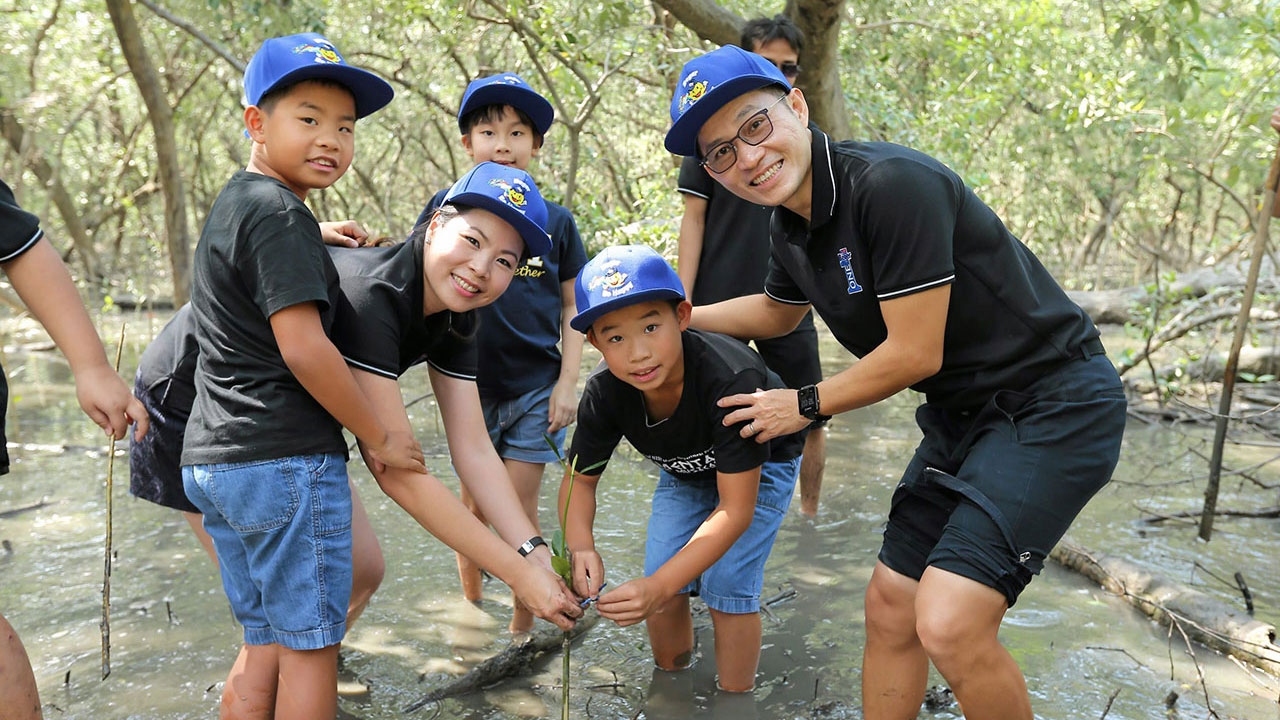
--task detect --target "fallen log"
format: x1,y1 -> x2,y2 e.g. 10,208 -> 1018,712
1051,536 -> 1280,676
404,611 -> 600,713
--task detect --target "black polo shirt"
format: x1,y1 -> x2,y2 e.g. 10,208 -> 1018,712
765,127 -> 1100,409
676,155 -> 775,306
328,232 -> 477,380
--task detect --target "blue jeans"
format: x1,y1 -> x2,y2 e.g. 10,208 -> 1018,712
644,457 -> 799,614
481,381 -> 566,464
183,453 -> 351,649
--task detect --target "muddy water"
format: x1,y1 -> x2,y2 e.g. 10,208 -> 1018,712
1,314 -> 1278,719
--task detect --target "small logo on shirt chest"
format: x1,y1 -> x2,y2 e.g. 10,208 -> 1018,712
837,247 -> 863,294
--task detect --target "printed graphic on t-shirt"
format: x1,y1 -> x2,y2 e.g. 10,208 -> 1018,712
644,449 -> 715,477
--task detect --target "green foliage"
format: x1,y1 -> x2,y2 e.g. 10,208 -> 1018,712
1,0 -> 1277,305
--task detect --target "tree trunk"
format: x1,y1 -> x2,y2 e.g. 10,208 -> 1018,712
652,0 -> 853,140
0,111 -> 103,285
1051,537 -> 1280,676
105,0 -> 192,306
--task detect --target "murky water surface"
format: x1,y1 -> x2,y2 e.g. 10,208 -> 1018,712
1,315 -> 1278,719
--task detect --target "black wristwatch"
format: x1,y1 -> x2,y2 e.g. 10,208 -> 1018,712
517,536 -> 547,557
797,384 -> 830,423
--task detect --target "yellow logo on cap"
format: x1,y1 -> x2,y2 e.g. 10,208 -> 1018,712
488,178 -> 528,210
294,40 -> 341,64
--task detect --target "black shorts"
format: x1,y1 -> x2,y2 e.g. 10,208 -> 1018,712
878,353 -> 1127,607
753,311 -> 825,425
128,371 -> 197,513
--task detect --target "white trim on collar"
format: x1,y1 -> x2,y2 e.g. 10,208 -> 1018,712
822,133 -> 836,217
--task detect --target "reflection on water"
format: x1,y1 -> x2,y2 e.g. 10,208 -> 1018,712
1,314 -> 1279,719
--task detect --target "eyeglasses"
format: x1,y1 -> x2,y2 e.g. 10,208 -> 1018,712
699,95 -> 789,175
777,62 -> 800,79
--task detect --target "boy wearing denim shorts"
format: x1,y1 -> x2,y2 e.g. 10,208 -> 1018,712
664,45 -> 1127,719
558,244 -> 804,693
413,72 -> 587,633
180,34 -> 424,719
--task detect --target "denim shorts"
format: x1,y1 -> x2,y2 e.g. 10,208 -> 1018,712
644,456 -> 799,614
182,453 -> 352,650
879,354 -> 1127,607
482,381 -> 566,464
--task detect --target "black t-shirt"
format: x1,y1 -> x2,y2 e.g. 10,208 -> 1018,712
137,304 -> 198,414
181,171 -> 345,465
417,189 -> 587,399
568,329 -> 803,484
0,179 -> 48,474
765,128 -> 1100,410
328,233 -> 477,379
677,156 -> 775,306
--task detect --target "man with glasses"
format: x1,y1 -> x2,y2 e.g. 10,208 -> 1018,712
665,45 -> 1126,720
675,15 -> 827,518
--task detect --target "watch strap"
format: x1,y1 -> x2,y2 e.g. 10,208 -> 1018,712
517,535 -> 547,557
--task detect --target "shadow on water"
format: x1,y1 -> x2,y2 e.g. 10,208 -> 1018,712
1,313 -> 1279,719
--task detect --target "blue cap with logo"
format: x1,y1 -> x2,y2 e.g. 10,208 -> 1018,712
664,45 -> 791,157
458,73 -> 555,136
571,244 -> 685,333
244,34 -> 394,119
442,161 -> 551,257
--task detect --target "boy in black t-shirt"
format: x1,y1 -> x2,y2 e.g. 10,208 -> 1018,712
180,34 -> 424,719
0,178 -> 148,720
663,45 -> 1127,720
412,72 -> 588,634
560,244 -> 803,693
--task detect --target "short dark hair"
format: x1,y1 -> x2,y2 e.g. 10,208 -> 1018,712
458,104 -> 545,146
257,77 -> 355,114
739,14 -> 804,54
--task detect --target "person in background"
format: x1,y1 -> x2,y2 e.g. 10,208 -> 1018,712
0,177 -> 148,720
413,72 -> 587,634
676,14 -> 827,517
663,45 -> 1126,720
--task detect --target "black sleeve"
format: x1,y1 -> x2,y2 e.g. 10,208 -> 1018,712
676,155 -> 714,198
705,366 -> 771,475
332,279 -> 402,378
854,157 -> 959,300
239,207 -> 331,318
0,179 -> 44,262
566,372 -> 624,476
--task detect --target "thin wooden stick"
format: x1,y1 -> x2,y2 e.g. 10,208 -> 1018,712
1202,139 -> 1280,541
101,322 -> 125,680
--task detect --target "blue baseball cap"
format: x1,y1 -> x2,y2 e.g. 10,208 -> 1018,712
442,161 -> 551,257
244,34 -> 394,119
457,73 -> 555,136
664,45 -> 791,157
571,245 -> 685,333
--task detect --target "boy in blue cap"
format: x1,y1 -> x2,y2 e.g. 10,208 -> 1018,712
558,244 -> 803,693
181,33 -> 425,719
413,72 -> 587,634
664,45 -> 1126,720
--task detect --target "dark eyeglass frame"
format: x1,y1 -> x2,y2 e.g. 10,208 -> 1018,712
699,95 -> 789,175
778,62 -> 800,79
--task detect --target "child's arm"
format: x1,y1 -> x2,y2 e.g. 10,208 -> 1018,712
3,238 -> 147,440
595,467 -> 759,627
269,302 -> 424,472
675,193 -> 708,297
560,470 -> 604,598
352,368 -> 582,629
318,220 -> 367,248
548,279 -> 584,433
